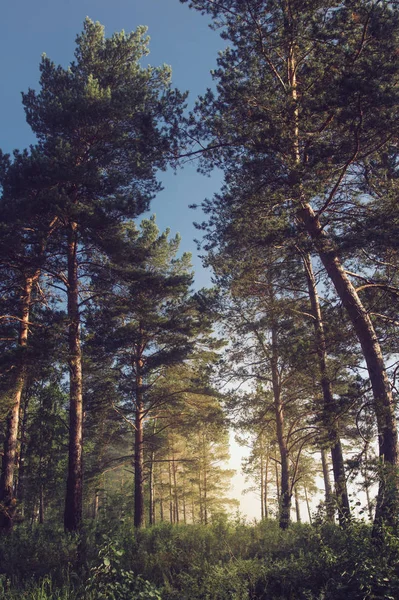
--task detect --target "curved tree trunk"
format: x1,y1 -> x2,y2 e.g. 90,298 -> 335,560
298,204 -> 398,528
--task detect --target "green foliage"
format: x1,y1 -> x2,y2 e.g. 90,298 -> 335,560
1,519 -> 399,599
84,534 -> 161,599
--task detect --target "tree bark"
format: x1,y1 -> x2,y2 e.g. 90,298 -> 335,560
264,453 -> 269,519
133,363 -> 145,528
304,485 -> 312,524
260,452 -> 264,520
294,486 -> 301,522
64,221 -> 84,533
0,274 -> 34,533
15,390 -> 30,513
298,204 -> 399,527
320,448 -> 335,523
301,251 -> 350,525
271,325 -> 291,530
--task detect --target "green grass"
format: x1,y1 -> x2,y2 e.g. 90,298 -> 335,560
0,518 -> 398,599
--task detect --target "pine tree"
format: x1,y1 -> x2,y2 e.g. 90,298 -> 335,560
20,19 -> 186,532
180,0 -> 399,529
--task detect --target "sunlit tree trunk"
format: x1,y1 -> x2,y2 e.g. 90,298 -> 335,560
133,355 -> 145,528
64,222 -> 83,533
0,274 -> 36,533
299,205 -> 399,528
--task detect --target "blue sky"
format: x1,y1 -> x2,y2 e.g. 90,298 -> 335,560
0,0 -> 224,288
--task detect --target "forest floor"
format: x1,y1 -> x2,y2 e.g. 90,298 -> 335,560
0,517 -> 398,599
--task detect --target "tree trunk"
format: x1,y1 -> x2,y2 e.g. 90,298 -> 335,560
301,251 -> 350,526
271,325 -> 291,530
294,487 -> 301,522
15,390 -> 30,514
363,442 -> 374,522
202,433 -> 208,525
0,274 -> 35,533
320,448 -> 335,523
275,460 -> 280,503
172,448 -> 179,524
134,363 -> 145,528
39,484 -> 45,525
64,221 -> 83,533
264,453 -> 269,519
149,449 -> 155,526
285,7 -> 396,528
304,485 -> 312,524
148,420 -> 157,526
299,204 -> 399,528
260,452 -> 264,520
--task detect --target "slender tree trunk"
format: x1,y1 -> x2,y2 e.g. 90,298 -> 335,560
275,460 -> 280,503
94,490 -> 99,520
294,487 -> 301,522
15,389 -> 30,516
320,448 -> 335,523
172,449 -> 179,524
39,484 -> 45,525
264,453 -> 269,519
159,473 -> 164,522
64,222 -> 84,533
260,453 -> 264,520
182,484 -> 187,524
148,420 -> 157,526
202,434 -> 208,525
363,442 -> 374,522
299,205 -> 399,528
271,325 -> 291,530
168,451 -> 174,523
301,252 -> 350,525
149,450 -> 155,526
134,358 -> 145,528
304,485 -> 312,524
0,274 -> 35,533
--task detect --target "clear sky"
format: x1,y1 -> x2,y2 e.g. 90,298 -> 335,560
0,0 -> 272,519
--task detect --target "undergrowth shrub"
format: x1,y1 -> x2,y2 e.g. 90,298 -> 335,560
0,517 -> 398,599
